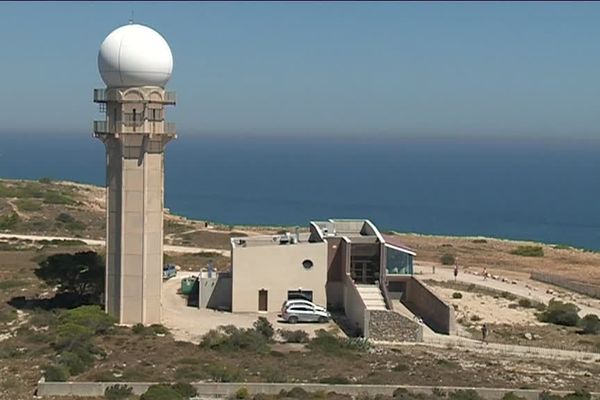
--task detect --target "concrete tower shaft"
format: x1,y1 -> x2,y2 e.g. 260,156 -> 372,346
93,87 -> 176,325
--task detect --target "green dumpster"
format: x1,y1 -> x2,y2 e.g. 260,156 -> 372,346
181,277 -> 196,296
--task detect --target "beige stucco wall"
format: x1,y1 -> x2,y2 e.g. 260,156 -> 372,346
231,242 -> 328,312
98,86 -> 174,326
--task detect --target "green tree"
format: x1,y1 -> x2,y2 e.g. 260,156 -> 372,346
34,251 -> 104,300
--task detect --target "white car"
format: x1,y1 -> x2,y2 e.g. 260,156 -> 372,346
281,304 -> 331,324
281,299 -> 326,315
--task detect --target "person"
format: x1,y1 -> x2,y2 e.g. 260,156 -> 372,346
483,267 -> 488,281
432,265 -> 436,274
481,323 -> 489,344
453,264 -> 458,281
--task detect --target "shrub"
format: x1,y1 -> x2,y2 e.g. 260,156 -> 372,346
470,315 -> 481,322
253,317 -> 274,340
54,322 -> 94,351
281,387 -> 309,399
58,351 -> 90,375
448,389 -> 484,400
172,382 -> 197,398
104,384 -> 133,400
440,253 -> 455,265
141,384 -> 183,400
132,323 -> 146,334
537,299 -> 580,326
0,213 -> 19,229
308,329 -> 369,355
234,387 -> 250,399
61,305 -> 115,334
150,324 -> 170,335
44,364 -> 69,382
279,329 -> 309,343
199,325 -> 269,353
510,246 -> 544,257
472,239 -> 487,244
39,177 -> 53,184
518,299 -> 532,308
452,292 -> 463,299
580,314 -> 600,334
501,291 -> 517,301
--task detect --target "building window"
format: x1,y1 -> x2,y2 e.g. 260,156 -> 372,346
385,246 -> 413,275
288,290 -> 313,302
302,259 -> 314,269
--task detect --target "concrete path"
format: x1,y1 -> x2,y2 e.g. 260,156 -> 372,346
0,233 -> 230,256
415,263 -> 600,317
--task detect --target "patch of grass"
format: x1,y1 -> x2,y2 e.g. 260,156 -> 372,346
43,190 -> 75,205
472,239 -> 488,244
174,365 -> 204,381
510,245 -> 544,257
14,199 -> 42,211
440,253 -> 455,265
552,244 -> 573,250
0,279 -> 28,290
203,363 -> 244,382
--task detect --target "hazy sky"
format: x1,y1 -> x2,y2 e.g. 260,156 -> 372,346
1,1 -> 599,138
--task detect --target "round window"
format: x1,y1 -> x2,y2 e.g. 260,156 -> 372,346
302,259 -> 314,269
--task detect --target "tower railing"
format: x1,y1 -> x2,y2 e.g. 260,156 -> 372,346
93,120 -> 176,135
93,89 -> 176,104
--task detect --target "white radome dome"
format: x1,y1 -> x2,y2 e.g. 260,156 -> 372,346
98,23 -> 173,88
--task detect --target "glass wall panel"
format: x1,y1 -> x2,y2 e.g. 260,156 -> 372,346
385,246 -> 413,275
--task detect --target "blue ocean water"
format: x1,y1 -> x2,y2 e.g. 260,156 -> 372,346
1,134 -> 599,250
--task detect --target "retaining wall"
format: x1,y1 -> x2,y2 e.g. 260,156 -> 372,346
36,381 -> 600,399
531,272 -> 600,299
387,276 -> 456,335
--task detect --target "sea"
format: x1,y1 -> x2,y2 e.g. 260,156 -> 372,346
1,134 -> 599,250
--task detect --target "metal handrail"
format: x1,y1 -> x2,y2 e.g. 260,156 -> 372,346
93,88 -> 176,104
93,120 -> 176,135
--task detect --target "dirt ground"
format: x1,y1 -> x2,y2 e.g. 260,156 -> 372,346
424,279 -> 600,353
394,233 -> 600,285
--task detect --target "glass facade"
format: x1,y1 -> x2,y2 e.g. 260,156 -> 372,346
385,245 -> 413,275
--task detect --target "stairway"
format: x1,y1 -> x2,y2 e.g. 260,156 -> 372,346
355,284 -> 387,310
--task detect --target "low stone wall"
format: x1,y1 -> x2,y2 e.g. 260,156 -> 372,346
531,272 -> 600,299
368,310 -> 422,342
37,381 -> 600,400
